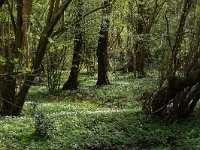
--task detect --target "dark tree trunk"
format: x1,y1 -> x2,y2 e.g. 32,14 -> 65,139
0,64 -> 16,116
124,56 -> 135,72
9,75 -> 35,115
135,2 -> 146,77
9,0 -> 73,116
9,25 -> 53,115
0,0 -> 23,115
142,69 -> 200,122
152,69 -> 200,113
96,0 -> 111,86
0,0 -> 6,9
119,1 -> 147,77
119,0 -> 166,76
142,0 -> 197,122
0,0 -> 72,116
62,0 -> 83,90
1,0 -> 24,116
170,0 -> 193,75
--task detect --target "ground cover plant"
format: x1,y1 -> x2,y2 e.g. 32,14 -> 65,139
1,73 -> 200,150
1,0 -> 200,149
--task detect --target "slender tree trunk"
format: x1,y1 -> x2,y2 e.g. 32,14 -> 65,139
135,2 -> 145,77
119,1 -> 146,76
15,0 -> 23,58
9,0 -> 73,116
22,0 -> 33,67
170,0 -> 193,75
121,0 -> 166,76
0,0 -> 23,115
62,0 -> 83,90
150,0 -> 193,115
96,0 -> 111,85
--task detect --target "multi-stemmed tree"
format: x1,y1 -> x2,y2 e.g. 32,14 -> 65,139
0,0 -> 73,116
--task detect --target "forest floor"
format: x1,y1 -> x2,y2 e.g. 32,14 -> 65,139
1,71 -> 200,150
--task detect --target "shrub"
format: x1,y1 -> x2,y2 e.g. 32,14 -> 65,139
34,112 -> 54,138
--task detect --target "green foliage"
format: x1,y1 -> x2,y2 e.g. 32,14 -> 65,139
0,55 -> 6,65
34,111 -> 55,138
0,73 -> 200,149
1,0 -> 200,148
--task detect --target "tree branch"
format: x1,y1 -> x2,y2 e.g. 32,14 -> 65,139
7,0 -> 17,37
52,0 -> 116,38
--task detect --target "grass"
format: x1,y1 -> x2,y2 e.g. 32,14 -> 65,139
1,72 -> 200,149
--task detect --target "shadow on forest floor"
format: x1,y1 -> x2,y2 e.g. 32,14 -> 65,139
1,73 -> 200,149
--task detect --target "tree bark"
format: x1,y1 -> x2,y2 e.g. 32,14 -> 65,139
0,64 -> 15,115
62,0 -> 83,90
96,0 -> 111,85
143,68 -> 200,123
9,0 -> 73,116
0,0 -> 6,9
22,0 -> 33,67
9,24 -> 55,115
170,0 -> 193,75
0,0 -> 23,115
142,0 -> 198,122
15,0 -> 24,58
135,1 -> 146,77
120,0 -> 166,76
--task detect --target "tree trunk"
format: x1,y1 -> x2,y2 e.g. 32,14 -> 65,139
0,1 -> 21,115
142,0 -> 197,122
170,0 -> 193,75
151,70 -> 200,118
135,1 -> 146,77
142,69 -> 200,122
22,0 -> 33,67
9,0 -> 73,116
96,0 -> 111,86
0,64 -> 15,115
118,1 -> 146,76
120,0 -> 166,76
62,0 -> 83,90
0,0 -> 6,9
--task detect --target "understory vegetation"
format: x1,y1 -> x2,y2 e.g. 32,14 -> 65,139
1,72 -> 200,150
1,0 -> 200,149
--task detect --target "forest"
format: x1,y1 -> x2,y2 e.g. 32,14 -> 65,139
1,0 -> 200,149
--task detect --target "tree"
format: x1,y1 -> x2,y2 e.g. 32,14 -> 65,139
0,0 -> 24,115
135,0 -> 146,77
22,0 -> 33,67
142,0 -> 196,122
0,0 -> 118,115
62,0 -> 84,90
120,0 -> 166,77
96,0 -> 113,85
0,0 -> 73,116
